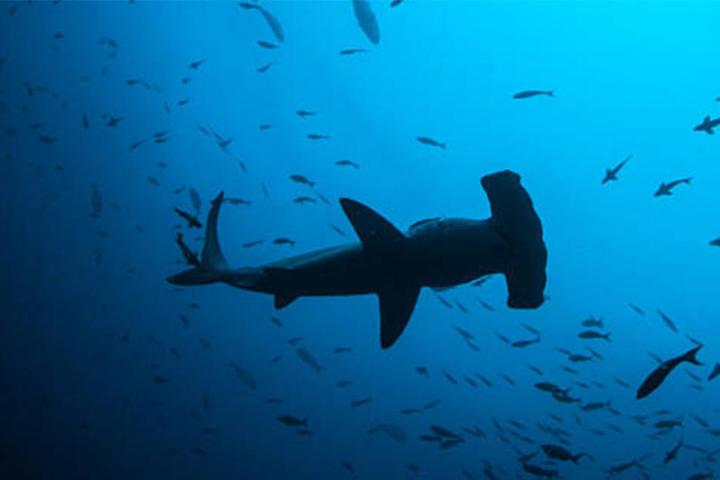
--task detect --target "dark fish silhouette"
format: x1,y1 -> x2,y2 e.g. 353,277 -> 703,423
167,171 -> 547,348
352,0 -> 380,44
174,208 -> 202,229
238,2 -> 284,42
277,415 -> 307,427
416,136 -> 446,149
390,0 -> 404,6
654,177 -> 692,197
289,174 -> 315,187
709,238 -> 720,247
602,155 -> 631,184
663,440 -> 683,464
296,347 -> 322,372
339,48 -> 367,55
296,109 -> 316,118
636,345 -> 702,399
657,309 -> 679,333
628,303 -> 645,316
188,59 -> 205,69
256,62 -> 273,73
257,40 -> 278,49
336,159 -> 359,168
307,133 -> 330,140
577,330 -> 610,342
693,115 -> 720,134
243,240 -> 263,248
513,90 -> 554,99
350,396 -> 372,408
541,444 -> 587,463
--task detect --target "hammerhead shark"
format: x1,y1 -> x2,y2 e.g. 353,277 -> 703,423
167,170 -> 548,348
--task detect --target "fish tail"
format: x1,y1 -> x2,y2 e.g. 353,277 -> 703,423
167,192 -> 231,286
683,345 -> 703,366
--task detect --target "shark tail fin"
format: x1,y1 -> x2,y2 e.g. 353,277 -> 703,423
167,191 -> 230,286
340,198 -> 418,349
481,171 -> 547,309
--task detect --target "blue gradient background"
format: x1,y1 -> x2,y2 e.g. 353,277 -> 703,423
1,1 -> 719,479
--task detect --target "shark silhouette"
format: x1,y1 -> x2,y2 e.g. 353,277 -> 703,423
167,170 -> 547,348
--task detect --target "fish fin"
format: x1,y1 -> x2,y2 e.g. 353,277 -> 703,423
167,192 -> 229,286
200,192 -> 230,272
683,345 -> 703,366
339,198 -> 406,253
274,292 -> 299,310
481,171 -> 547,309
378,280 -> 420,349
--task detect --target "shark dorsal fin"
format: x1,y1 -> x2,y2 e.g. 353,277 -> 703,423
378,281 -> 420,349
339,198 -> 405,252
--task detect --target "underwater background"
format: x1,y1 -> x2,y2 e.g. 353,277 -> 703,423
2,1 -> 720,479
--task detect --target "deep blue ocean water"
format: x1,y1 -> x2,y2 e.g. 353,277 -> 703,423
1,1 -> 720,479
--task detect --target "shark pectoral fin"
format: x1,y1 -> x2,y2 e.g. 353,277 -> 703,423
378,281 -> 420,349
339,198 -> 405,252
274,292 -> 299,309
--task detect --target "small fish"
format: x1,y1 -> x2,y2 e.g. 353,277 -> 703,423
230,364 -> 257,390
174,208 -> 202,229
513,90 -> 554,99
224,197 -> 252,206
256,63 -> 273,73
339,48 -> 367,55
293,196 -> 316,205
242,240 -> 264,248
307,133 -> 330,140
416,136 -> 446,149
390,0 -> 404,6
654,178 -> 692,197
511,337 -> 540,348
581,315 -> 604,328
443,370 -> 458,384
657,309 -> 679,333
296,110 -> 316,118
289,174 -> 315,187
257,40 -> 278,49
636,345 -> 702,399
277,415 -> 307,427
296,347 -> 322,373
147,176 -> 160,186
350,396 -> 372,408
238,2 -> 285,42
541,444 -> 587,463
336,159 -> 359,168
273,237 -> 295,246
577,330 -> 610,342
693,115 -> 720,134
663,440 -> 683,465
415,366 -> 429,377
628,303 -> 645,316
602,155 -> 631,184
710,238 -> 720,247
188,59 -> 205,70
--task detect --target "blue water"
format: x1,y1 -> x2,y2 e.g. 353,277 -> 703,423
2,1 -> 720,479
